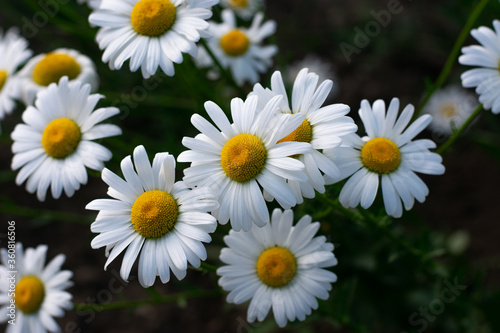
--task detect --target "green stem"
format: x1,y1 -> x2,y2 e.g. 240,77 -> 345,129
199,39 -> 247,97
73,289 -> 221,312
436,103 -> 483,154
415,0 -> 491,117
190,262 -> 218,273
319,194 -> 423,259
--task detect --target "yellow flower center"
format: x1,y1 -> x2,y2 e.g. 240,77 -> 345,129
360,137 -> 401,174
14,276 -> 45,314
131,190 -> 178,239
441,103 -> 456,118
0,70 -> 7,91
220,134 -> 267,182
220,29 -> 250,57
256,247 -> 297,287
229,0 -> 248,8
277,119 -> 312,144
32,53 -> 81,86
131,0 -> 176,37
42,118 -> 82,159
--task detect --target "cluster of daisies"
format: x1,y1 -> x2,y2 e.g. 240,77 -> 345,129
1,0 -> 499,332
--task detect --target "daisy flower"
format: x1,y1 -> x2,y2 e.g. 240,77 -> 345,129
88,0 -> 219,79
217,208 -> 337,328
11,76 -> 121,201
459,20 -> 500,114
0,243 -> 73,333
16,48 -> 99,106
196,9 -> 277,85
324,98 -> 445,218
250,68 -> 357,204
177,94 -> 311,231
422,85 -> 478,135
0,27 -> 32,122
220,0 -> 263,20
87,145 -> 219,288
286,55 -> 340,100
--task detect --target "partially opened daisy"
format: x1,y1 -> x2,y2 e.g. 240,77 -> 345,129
177,95 -> 311,231
220,0 -> 263,20
89,0 -> 218,78
459,20 -> 500,114
196,9 -> 277,85
11,76 -> 121,201
0,243 -> 73,333
250,68 -> 357,204
217,208 -> 337,328
87,145 -> 218,288
422,85 -> 478,135
324,98 -> 445,218
16,48 -> 99,105
0,27 -> 32,122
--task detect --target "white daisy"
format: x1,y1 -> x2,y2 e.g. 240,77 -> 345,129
324,98 -> 445,218
177,94 -> 311,231
87,145 -> 219,288
217,208 -> 337,328
286,55 -> 340,100
0,243 -> 73,333
88,0 -> 218,79
11,76 -> 121,201
16,48 -> 99,106
422,85 -> 478,135
0,27 -> 32,122
459,20 -> 500,114
196,9 -> 277,85
250,68 -> 357,204
220,0 -> 263,20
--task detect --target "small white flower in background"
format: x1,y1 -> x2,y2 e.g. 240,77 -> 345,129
77,0 -> 102,9
459,19 -> 500,114
177,94 -> 311,231
89,0 -> 219,78
250,68 -> 357,204
324,98 -> 445,218
0,27 -> 32,123
286,55 -> 340,100
422,85 -> 478,135
87,145 -> 219,288
16,48 -> 99,106
195,9 -> 277,85
11,76 -> 121,201
220,0 -> 263,20
0,243 -> 73,333
217,208 -> 337,328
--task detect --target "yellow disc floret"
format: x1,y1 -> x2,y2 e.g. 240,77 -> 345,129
131,190 -> 178,239
256,247 -> 297,287
220,29 -> 250,57
14,276 -> 45,314
360,137 -> 401,174
221,134 -> 267,182
32,53 -> 81,86
277,118 -> 312,144
229,0 -> 248,8
42,118 -> 82,159
0,70 -> 7,91
131,0 -> 176,37
441,103 -> 456,118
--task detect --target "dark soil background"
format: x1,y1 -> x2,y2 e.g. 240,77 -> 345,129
1,0 -> 500,332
